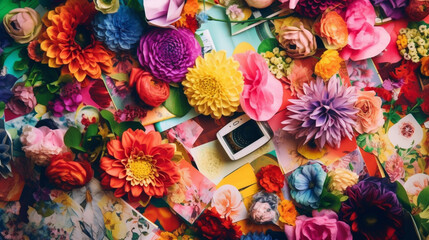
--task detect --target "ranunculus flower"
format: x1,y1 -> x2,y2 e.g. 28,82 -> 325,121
328,168 -> 358,193
211,184 -> 247,222
94,0 -> 120,14
46,152 -> 94,191
6,83 -> 37,116
278,22 -> 317,58
129,68 -> 170,107
314,50 -> 343,80
354,91 -> 384,134
315,11 -> 348,49
233,51 -> 283,121
256,164 -> 285,193
245,0 -> 275,8
2,7 -> 42,44
284,209 -> 352,240
144,0 -> 185,28
20,125 -> 68,166
195,207 -> 242,240
137,28 -> 201,83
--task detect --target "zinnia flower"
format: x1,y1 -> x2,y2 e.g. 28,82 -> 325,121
129,68 -> 170,107
195,207 -> 242,240
0,129 -> 12,178
341,178 -> 404,240
39,0 -> 114,82
288,163 -> 327,209
3,7 -> 42,44
314,50 -> 343,80
282,77 -> 358,149
137,27 -> 200,83
92,6 -> 144,52
295,0 -> 348,18
100,129 -> 180,202
256,165 -> 285,193
183,50 -> 243,119
6,82 -> 37,116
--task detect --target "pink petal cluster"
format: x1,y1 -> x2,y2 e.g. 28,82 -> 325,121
6,83 -> 37,116
385,154 -> 405,182
143,0 -> 185,28
234,51 -> 283,121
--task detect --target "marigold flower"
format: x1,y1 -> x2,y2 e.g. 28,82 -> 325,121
278,199 -> 298,226
314,50 -> 344,80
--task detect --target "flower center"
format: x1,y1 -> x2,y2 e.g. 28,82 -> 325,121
198,77 -> 219,95
125,152 -> 158,186
74,25 -> 92,49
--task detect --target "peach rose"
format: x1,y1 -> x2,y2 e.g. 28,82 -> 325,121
3,7 -> 42,44
354,91 -> 384,134
129,68 -> 170,107
278,22 -> 317,59
315,11 -> 348,49
212,185 -> 247,222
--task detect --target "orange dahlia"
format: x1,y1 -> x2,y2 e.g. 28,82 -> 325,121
39,0 -> 113,82
100,129 -> 180,202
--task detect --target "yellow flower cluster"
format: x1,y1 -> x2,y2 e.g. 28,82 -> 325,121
396,34 -> 408,51
261,47 -> 293,79
314,49 -> 343,80
398,25 -> 429,62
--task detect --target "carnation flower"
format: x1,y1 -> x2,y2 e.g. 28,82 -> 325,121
0,129 -> 12,178
137,28 -> 201,83
183,50 -> 243,119
93,6 -> 144,52
341,178 -> 404,239
3,7 -> 42,44
195,207 -> 242,240
295,0 -> 348,18
314,50 -> 343,80
282,77 -> 358,149
328,168 -> 358,193
256,165 -> 284,193
6,83 -> 37,116
100,129 -> 180,202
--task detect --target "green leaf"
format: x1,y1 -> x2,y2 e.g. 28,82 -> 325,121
85,124 -> 99,138
70,145 -> 86,152
195,33 -> 204,48
106,229 -> 114,240
396,181 -> 412,212
0,102 -> 5,118
163,85 -> 191,117
418,186 -> 429,210
34,87 -> 55,106
319,190 -> 342,212
412,111 -> 429,125
390,113 -> 401,124
110,73 -> 129,82
64,127 -> 83,149
257,38 -> 279,54
100,110 -> 118,133
13,59 -> 28,71
115,121 -> 145,137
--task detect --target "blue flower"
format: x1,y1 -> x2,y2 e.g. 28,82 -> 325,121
0,129 -> 12,178
0,74 -> 18,103
288,163 -> 327,209
196,12 -> 209,24
92,6 -> 144,52
241,232 -> 273,240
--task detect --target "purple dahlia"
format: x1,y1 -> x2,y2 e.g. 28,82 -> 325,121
137,28 -> 201,83
282,77 -> 358,149
341,178 -> 404,240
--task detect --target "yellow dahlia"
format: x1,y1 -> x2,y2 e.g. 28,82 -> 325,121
39,0 -> 113,82
183,50 -> 243,119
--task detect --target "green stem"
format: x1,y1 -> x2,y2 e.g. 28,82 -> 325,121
406,98 -> 423,114
384,99 -> 395,132
208,13 -> 295,24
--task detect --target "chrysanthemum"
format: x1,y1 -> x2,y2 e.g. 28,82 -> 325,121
100,129 -> 180,202
92,6 -> 144,52
282,77 -> 358,149
183,50 -> 243,119
39,0 -> 113,82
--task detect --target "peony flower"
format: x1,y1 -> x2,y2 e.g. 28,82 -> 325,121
6,82 -> 37,116
3,7 -> 42,44
314,50 -> 344,80
234,51 -> 283,121
354,90 -> 384,134
183,50 -> 243,119
285,210 -> 352,240
245,0 -> 275,8
94,0 -> 120,14
278,199 -> 298,226
315,11 -> 348,49
288,163 -> 327,209
385,154 -> 405,182
0,74 -> 18,103
295,0 -> 348,18
137,27 -> 201,83
195,207 -> 242,240
282,77 -> 358,149
100,129 -> 180,202
0,129 -> 12,179
328,168 -> 358,193
339,0 -> 390,61
129,68 -> 170,107
278,22 -> 317,59
20,125 -> 68,166
370,0 -> 406,19
212,184 -> 247,222
256,165 -> 285,193
92,6 -> 144,52
341,178 -> 404,239
39,0 -> 114,82
143,0 -> 185,28
46,152 -> 94,191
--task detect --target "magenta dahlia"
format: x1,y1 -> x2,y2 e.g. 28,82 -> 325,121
295,0 -> 349,18
282,77 -> 358,149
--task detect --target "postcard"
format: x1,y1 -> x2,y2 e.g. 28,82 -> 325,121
166,118 -> 204,149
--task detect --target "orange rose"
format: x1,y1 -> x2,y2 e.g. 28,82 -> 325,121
46,153 -> 93,191
315,11 -> 348,49
314,50 -> 343,80
129,68 -> 170,107
354,91 -> 384,134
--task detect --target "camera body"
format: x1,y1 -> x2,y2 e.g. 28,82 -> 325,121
216,114 -> 273,160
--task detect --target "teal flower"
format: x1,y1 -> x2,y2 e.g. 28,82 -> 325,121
288,163 -> 327,209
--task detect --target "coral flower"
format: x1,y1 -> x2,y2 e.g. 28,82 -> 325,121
39,0 -> 113,82
100,129 -> 180,201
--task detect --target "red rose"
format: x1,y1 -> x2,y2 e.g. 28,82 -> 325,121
195,208 -> 242,240
46,153 -> 93,191
256,164 -> 284,193
129,68 -> 170,107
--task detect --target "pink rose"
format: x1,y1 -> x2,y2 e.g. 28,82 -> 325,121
285,210 -> 352,240
385,154 -> 405,182
233,51 -> 283,121
278,22 -> 317,58
6,83 -> 37,116
143,0 -> 185,28
354,91 -> 384,134
340,0 -> 390,61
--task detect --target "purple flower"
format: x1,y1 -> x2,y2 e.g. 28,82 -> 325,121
382,78 -> 404,91
282,77 -> 358,149
0,24 -> 12,56
0,74 -> 18,103
137,28 -> 201,83
370,0 -> 406,19
341,178 -> 404,239
60,82 -> 82,112
6,83 -> 37,116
